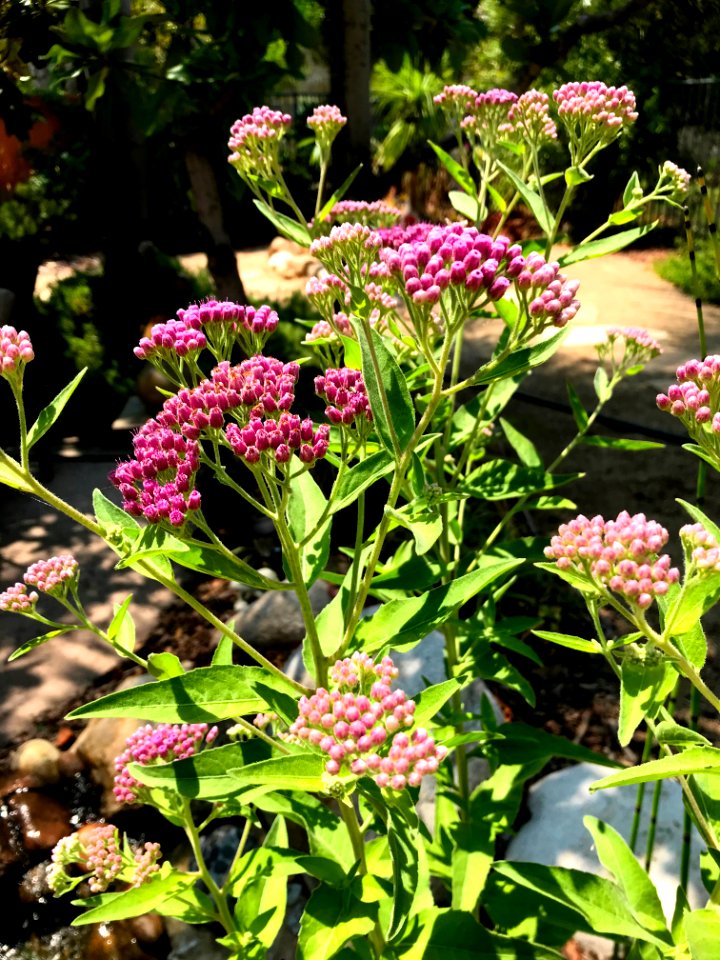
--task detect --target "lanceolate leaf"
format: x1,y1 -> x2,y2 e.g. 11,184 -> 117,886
560,223 -> 657,266
229,753 -> 327,793
72,870 -> 196,926
331,450 -> 394,513
286,469 -> 331,587
252,199 -> 311,247
386,801 -> 421,941
618,656 -> 676,746
27,368 -> 87,450
297,884 -> 378,960
9,626 -> 79,661
496,161 -> 553,235
66,665 -> 297,722
427,141 -> 476,196
471,328 -> 569,386
591,747 -> 720,791
354,559 -> 523,654
412,679 -> 461,727
315,164 -> 363,222
532,630 -> 601,654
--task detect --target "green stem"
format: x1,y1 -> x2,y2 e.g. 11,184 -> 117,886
231,715 -> 291,754
347,491 -> 366,618
545,184 -> 576,260
629,730 -> 654,853
644,777 -> 663,873
221,816 -> 254,897
10,379 -> 29,473
315,155 -> 329,221
337,799 -> 386,958
182,799 -> 238,941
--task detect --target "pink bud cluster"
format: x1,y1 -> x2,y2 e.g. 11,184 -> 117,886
307,104 -> 347,146
680,523 -> 720,574
306,312 -> 354,343
460,89 -> 518,148
660,161 -> 691,197
656,356 -> 720,436
310,223 -> 383,281
511,251 -> 580,328
0,582 -> 38,613
0,325 -> 34,376
508,90 -> 558,143
322,199 -> 401,228
212,355 -> 300,416
545,511 -> 679,609
113,723 -> 218,805
554,81 -> 638,132
226,413 -> 330,465
134,318 -> 207,362
289,652 -> 447,790
597,327 -> 661,375
379,223 -> 518,309
306,273 -> 351,321
82,824 -> 123,893
433,84 -> 479,109
315,368 -> 372,425
111,418 -> 201,525
132,842 -> 162,886
228,106 -> 292,177
376,222 -> 435,251
24,554 -> 79,594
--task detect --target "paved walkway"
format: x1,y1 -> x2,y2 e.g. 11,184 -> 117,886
0,247 -> 717,749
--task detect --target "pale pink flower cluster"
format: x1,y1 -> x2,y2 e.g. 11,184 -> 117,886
680,523 -> 720,573
508,90 -> 558,143
310,223 -> 383,280
113,723 -> 218,805
322,199 -> 401,228
315,368 -> 372,425
226,413 -> 330,465
461,89 -> 518,146
289,652 -> 447,790
660,161 -> 691,197
597,327 -> 661,375
132,842 -> 162,886
228,106 -> 292,177
656,356 -> 720,434
545,511 -> 679,609
305,273 -> 351,320
82,824 -> 123,893
554,81 -> 638,131
48,827 -> 161,895
24,554 -> 79,594
433,84 -> 478,109
134,318 -> 207,362
0,326 -> 34,377
0,582 -> 39,613
307,104 -> 347,146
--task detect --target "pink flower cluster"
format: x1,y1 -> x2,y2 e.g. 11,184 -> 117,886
132,841 -> 162,886
379,223 -> 517,308
111,418 -> 201,525
212,356 -> 300,415
554,81 -> 638,132
461,89 -> 517,146
511,251 -> 580,328
545,511 -> 679,609
433,84 -> 478,110
656,356 -> 720,434
306,273 -> 351,319
0,326 -> 34,377
228,106 -> 292,176
307,104 -> 347,145
48,826 -> 161,895
680,523 -> 720,574
24,554 -> 79,594
310,223 -> 383,281
82,824 -> 123,893
315,368 -> 372,425
508,90 -> 558,143
134,318 -> 207,362
0,582 -> 38,613
226,413 -> 330,465
113,722 -> 218,805
289,652 -> 447,790
322,199 -> 401,228
376,222 -> 435,250
660,161 -> 691,197
597,327 -> 661,375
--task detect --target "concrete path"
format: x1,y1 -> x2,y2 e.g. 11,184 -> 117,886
0,246 -> 716,749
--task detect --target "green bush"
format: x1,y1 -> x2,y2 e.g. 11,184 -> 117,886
655,241 -> 720,304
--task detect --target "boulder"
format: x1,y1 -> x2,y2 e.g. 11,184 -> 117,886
7,791 -> 72,852
72,716 -> 146,816
232,580 -> 332,650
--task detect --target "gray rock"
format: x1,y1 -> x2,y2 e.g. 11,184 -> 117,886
165,918 -> 231,959
233,580 -> 332,649
506,761 -> 706,959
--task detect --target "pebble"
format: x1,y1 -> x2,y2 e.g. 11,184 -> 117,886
13,739 -> 62,785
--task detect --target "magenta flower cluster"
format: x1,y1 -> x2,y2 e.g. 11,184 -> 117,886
508,90 -> 558,143
554,81 -> 638,131
288,652 -> 447,790
24,554 -> 79,595
226,413 -> 329,465
0,326 -> 34,377
680,523 -> 720,574
228,106 -> 292,176
376,222 -> 435,251
322,199 -> 401,228
113,722 -> 218,805
307,104 -> 347,146
111,418 -> 201,526
315,368 -> 372,425
134,318 -> 207,362
310,223 -> 383,280
656,356 -> 720,434
545,511 -> 679,609
511,251 -> 580,328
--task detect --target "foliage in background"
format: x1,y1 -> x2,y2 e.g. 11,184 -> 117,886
656,241 -> 720,304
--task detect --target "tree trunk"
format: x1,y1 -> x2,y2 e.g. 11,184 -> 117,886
184,146 -> 246,303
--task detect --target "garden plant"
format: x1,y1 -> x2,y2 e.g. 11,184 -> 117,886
1,82 -> 719,959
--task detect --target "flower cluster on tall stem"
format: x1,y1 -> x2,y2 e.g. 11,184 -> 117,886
656,356 -> 720,468
554,81 -> 638,167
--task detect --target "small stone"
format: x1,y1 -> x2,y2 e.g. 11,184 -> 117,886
7,791 -> 72,852
129,912 -> 165,944
54,726 -> 76,749
13,739 -> 62,785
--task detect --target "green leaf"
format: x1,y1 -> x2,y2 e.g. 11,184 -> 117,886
451,820 -> 494,911
492,862 -> 669,947
9,626 -> 78,662
490,722 -> 619,769
340,333 -> 362,370
72,871 -> 195,925
591,747 -> 720,791
107,595 -> 136,654
486,182 -> 507,214
331,450 -> 394,514
66,665 -> 294,722
0,452 -> 33,492
594,366 -> 611,402
685,908 -> 720,960
386,801 -> 420,941
535,560 -> 601,597
427,141 -> 475,196
532,630 -> 601,654
212,634 -> 234,666
472,327 -> 569,385
130,740 -> 272,800
565,165 -> 593,187
654,720 -> 711,748
398,908 -> 564,959
580,435 -> 664,451
623,171 -> 641,206
93,488 -> 140,537
496,160 -> 553,235
566,382 -> 589,431
297,884 -> 377,960
230,754 -> 327,794
609,208 -> 640,226
26,368 -> 87,450
664,575 -> 720,636
252,199 -> 311,247
315,164 -> 363,222
354,559 -> 523,654
677,499 -> 720,545
560,224 -> 657,266
412,679 -> 461,727
147,652 -> 185,680
464,459 -> 579,501
286,469 -> 331,587
500,418 -> 543,468
234,817 -> 289,948
449,190 -> 481,221
351,318 -> 415,454
583,817 -> 670,939
681,443 -> 720,471
618,655 -> 676,746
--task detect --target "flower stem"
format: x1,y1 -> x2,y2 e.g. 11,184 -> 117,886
182,799 -> 238,941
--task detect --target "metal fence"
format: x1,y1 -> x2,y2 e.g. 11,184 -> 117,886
265,91 -> 331,120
